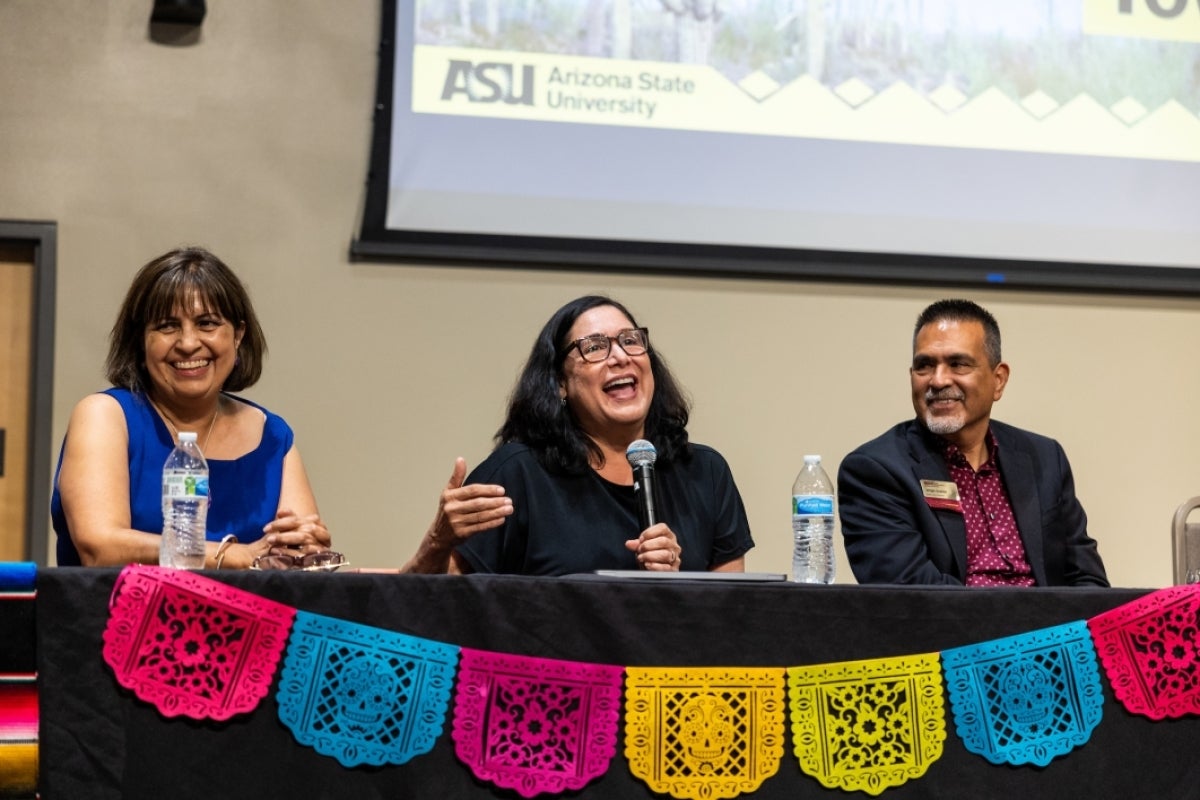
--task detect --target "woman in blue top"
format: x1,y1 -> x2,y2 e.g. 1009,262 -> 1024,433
52,247 -> 332,569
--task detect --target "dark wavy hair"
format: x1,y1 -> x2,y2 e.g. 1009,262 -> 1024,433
106,247 -> 266,394
497,295 -> 692,474
913,298 -> 1002,368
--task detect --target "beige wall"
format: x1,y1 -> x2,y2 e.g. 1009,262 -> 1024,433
3,2 -> 1197,587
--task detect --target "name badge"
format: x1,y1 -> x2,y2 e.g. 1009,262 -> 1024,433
920,480 -> 962,513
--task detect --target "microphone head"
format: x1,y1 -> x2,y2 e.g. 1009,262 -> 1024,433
626,439 -> 657,467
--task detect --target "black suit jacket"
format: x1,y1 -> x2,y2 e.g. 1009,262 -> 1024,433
837,419 -> 1109,586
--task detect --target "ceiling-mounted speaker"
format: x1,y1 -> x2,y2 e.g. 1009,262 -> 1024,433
151,0 -> 207,25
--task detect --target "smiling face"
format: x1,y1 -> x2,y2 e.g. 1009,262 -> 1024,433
559,304 -> 655,446
910,318 -> 1008,447
143,291 -> 244,406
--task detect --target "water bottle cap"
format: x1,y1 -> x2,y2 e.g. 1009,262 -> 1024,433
803,454 -> 821,465
178,432 -> 198,444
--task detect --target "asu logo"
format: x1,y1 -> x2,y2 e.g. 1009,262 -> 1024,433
440,60 -> 535,106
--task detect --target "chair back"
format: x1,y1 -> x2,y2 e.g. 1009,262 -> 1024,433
1171,497 -> 1200,585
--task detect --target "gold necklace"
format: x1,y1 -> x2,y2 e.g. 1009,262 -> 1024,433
152,398 -> 220,452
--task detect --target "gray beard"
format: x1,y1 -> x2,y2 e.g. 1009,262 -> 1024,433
923,413 -> 964,436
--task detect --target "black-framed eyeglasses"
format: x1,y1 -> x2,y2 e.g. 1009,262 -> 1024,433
250,550 -> 348,572
564,328 -> 650,363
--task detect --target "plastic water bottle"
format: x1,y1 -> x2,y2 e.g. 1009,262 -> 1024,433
160,431 -> 210,569
791,454 -> 835,584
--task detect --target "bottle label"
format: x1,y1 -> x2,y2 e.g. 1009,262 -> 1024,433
163,470 -> 210,498
793,494 -> 833,515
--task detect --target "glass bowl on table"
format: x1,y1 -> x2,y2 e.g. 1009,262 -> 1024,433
250,550 -> 349,572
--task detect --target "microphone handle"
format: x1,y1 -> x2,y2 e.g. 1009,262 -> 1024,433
633,462 -> 659,530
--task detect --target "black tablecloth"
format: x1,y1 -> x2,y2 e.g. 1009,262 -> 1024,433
35,569 -> 1200,799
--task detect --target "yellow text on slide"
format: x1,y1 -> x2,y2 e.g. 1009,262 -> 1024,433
1084,0 -> 1200,43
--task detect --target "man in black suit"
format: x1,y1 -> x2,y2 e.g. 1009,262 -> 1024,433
838,299 -> 1108,586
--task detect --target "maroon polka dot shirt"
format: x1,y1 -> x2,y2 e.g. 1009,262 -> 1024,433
943,432 -> 1035,587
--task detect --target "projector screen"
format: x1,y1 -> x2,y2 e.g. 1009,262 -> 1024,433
354,0 -> 1200,294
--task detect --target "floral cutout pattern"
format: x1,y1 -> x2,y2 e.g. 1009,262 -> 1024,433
276,611 -> 459,767
97,569 -> 1200,794
942,621 -> 1103,766
452,649 -> 623,797
102,564 -> 295,720
788,653 -> 945,796
624,667 -> 785,800
1088,585 -> 1200,719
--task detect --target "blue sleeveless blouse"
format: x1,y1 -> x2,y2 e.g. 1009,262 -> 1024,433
51,388 -> 293,566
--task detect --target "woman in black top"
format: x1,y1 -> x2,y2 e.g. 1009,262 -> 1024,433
403,295 -> 753,576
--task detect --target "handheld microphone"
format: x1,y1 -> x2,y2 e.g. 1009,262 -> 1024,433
626,439 -> 659,531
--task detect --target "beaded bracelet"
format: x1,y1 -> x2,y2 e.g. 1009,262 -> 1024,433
214,534 -> 238,570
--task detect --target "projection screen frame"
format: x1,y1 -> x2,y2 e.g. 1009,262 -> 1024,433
352,0 -> 1200,297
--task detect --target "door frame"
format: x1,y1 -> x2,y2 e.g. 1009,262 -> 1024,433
1,220 -> 56,565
